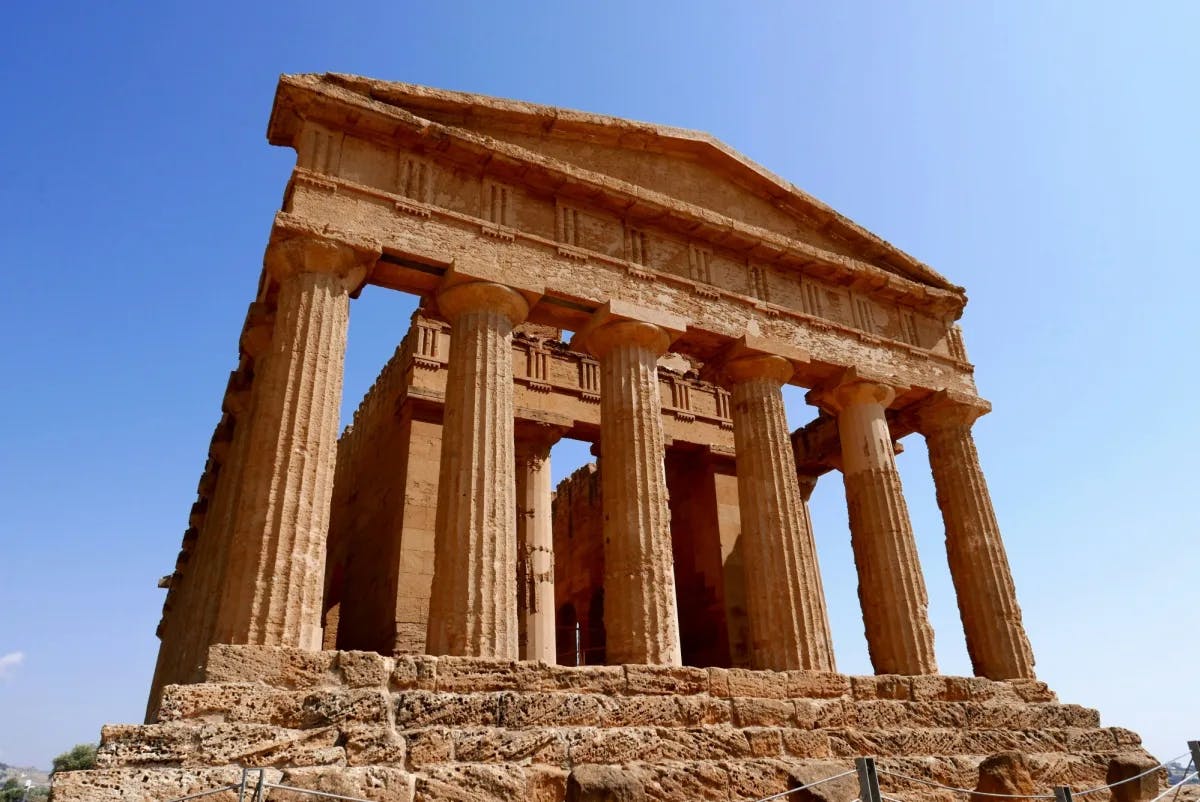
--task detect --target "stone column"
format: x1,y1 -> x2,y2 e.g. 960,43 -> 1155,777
914,393 -> 1035,679
724,354 -> 836,671
587,320 -> 682,666
515,425 -> 562,663
816,376 -> 937,675
426,281 -> 529,658
214,235 -> 372,650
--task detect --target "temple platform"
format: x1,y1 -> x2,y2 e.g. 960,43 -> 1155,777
54,646 -> 1157,802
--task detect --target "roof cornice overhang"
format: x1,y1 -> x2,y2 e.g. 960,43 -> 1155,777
267,73 -> 968,320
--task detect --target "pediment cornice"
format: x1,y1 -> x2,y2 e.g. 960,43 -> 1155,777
268,73 -> 966,319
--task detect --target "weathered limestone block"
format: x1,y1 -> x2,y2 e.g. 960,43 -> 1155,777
625,760 -> 729,802
731,697 -> 796,728
497,692 -> 617,728
390,654 -> 439,691
527,766 -> 570,802
414,763 -> 529,802
908,675 -> 973,702
786,671 -> 852,699
405,729 -> 454,767
395,691 -> 502,728
426,281 -> 529,659
435,656 -> 540,692
971,752 -> 1036,802
605,695 -> 730,728
525,664 -> 625,695
745,727 -> 785,758
450,728 -> 569,766
50,767 -> 254,802
273,767 -> 416,802
851,675 -> 912,701
709,666 -> 789,699
566,726 -> 755,765
623,664 -> 708,695
338,650 -> 394,687
915,394 -> 1036,680
793,698 -> 851,729
98,722 -> 345,769
779,729 -> 834,759
203,644 -> 341,688
723,353 -> 836,671
157,684 -> 391,728
1106,755 -> 1165,802
566,764 -> 646,802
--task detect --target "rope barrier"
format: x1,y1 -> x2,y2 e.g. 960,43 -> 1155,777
1147,771 -> 1198,802
748,768 -> 858,802
260,782 -> 374,801
162,784 -> 241,802
876,768 -> 1056,798
1074,753 -> 1189,796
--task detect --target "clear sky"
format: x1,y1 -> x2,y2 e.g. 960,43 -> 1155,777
1,0 -> 1196,772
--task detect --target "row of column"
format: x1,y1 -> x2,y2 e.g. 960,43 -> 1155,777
223,236 -> 1032,680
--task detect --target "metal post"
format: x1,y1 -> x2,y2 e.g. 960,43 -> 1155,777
856,757 -> 883,802
238,768 -> 249,802
1054,786 -> 1075,802
252,770 -> 267,801
1189,741 -> 1200,776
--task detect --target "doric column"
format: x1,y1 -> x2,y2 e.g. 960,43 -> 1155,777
585,320 -> 682,666
813,374 -> 937,675
722,354 -> 835,671
214,235 -> 373,650
426,281 -> 529,658
914,392 -> 1035,679
514,424 -> 564,663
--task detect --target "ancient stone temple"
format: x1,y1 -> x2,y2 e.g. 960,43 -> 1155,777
55,74 -> 1159,801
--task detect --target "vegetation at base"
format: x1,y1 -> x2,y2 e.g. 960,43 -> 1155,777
50,744 -> 96,775
1,778 -> 49,801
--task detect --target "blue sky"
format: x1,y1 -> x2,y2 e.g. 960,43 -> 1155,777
1,0 -> 1197,771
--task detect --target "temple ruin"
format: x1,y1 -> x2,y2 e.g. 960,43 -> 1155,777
54,74 -> 1159,802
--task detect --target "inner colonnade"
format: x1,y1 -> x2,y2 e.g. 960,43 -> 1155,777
329,273 -> 1036,681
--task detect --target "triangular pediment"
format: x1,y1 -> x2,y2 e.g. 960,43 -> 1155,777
271,74 -> 959,293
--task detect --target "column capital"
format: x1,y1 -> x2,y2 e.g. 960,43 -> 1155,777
514,418 -> 570,459
807,368 -> 906,414
264,230 -> 379,290
796,472 -> 820,502
908,390 -> 992,434
571,299 -> 688,360
436,280 -> 530,327
703,336 -> 808,388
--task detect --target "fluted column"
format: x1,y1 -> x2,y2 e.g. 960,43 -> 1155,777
816,376 -> 937,675
724,354 -> 835,671
915,393 -> 1035,679
214,236 -> 371,650
587,320 -> 682,666
426,281 -> 529,658
515,425 -> 562,663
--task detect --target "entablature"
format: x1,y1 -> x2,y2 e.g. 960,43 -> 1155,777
272,169 -> 979,398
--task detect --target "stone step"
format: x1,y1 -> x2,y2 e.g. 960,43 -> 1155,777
100,715 -> 1141,772
202,645 -> 1058,704
159,680 -> 1099,733
49,753 -> 1136,802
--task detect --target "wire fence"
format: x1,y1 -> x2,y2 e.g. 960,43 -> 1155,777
158,742 -> 1200,802
747,742 -> 1200,802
